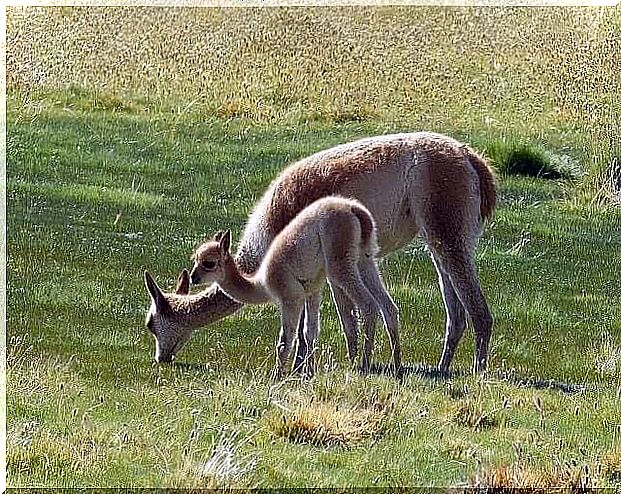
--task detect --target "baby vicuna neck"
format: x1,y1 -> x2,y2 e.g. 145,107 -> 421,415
219,256 -> 271,305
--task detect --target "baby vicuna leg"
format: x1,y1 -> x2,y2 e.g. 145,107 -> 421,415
328,283 -> 359,363
273,298 -> 305,380
300,291 -> 322,378
359,258 -> 401,375
334,273 -> 381,373
323,222 -> 400,375
292,290 -> 323,377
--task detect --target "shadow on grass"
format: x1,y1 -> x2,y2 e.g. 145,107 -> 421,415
498,372 -> 587,394
367,361 -> 457,381
171,360 -> 586,395
168,362 -> 216,373
368,362 -> 586,394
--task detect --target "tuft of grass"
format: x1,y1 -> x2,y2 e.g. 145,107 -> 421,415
504,145 -> 566,180
178,428 -> 257,489
474,137 -> 582,180
266,399 -> 386,448
470,463 -> 596,491
601,450 -> 621,484
451,401 -> 499,431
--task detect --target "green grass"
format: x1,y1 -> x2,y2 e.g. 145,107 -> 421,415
7,88 -> 621,488
6,6 -> 621,489
471,137 -> 582,180
8,6 -> 621,195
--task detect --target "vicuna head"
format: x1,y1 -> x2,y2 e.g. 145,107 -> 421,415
144,269 -> 194,363
190,230 -> 232,286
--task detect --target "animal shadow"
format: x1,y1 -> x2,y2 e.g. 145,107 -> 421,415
499,371 -> 586,394
366,362 -> 586,394
366,361 -> 461,381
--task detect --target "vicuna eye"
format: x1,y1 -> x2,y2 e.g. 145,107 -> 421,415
203,261 -> 216,270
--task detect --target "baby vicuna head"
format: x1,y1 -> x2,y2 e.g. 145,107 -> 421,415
190,230 -> 233,286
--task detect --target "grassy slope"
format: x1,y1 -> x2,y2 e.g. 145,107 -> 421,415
7,91 -> 621,488
6,5 -> 621,488
8,6 -> 619,200
8,8 -> 617,155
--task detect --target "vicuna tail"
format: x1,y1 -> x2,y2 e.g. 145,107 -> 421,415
351,205 -> 379,257
465,147 -> 497,221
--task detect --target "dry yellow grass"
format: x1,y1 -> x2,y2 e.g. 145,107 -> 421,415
6,7 -> 618,129
601,450 -> 621,483
451,401 -> 499,431
470,463 -> 596,491
266,399 -> 386,448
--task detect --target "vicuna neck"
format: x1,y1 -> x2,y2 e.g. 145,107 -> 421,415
170,288 -> 241,330
217,257 -> 271,305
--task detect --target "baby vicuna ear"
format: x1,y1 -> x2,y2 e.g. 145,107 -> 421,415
218,229 -> 232,256
174,269 -> 190,295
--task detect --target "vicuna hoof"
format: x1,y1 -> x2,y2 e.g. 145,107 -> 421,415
393,365 -> 404,380
270,366 -> 287,382
473,360 -> 488,375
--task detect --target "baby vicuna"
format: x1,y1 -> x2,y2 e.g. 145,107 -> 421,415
191,196 -> 401,379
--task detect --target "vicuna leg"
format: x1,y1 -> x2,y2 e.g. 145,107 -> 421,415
293,307 -> 307,373
359,259 -> 402,375
321,218 -> 382,373
431,244 -> 492,374
273,299 -> 304,381
299,291 -> 322,378
430,253 -> 467,374
328,267 -> 381,374
328,282 -> 359,364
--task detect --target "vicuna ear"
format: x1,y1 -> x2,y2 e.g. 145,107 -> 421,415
219,230 -> 232,256
144,271 -> 168,310
174,269 -> 190,295
213,230 -> 225,242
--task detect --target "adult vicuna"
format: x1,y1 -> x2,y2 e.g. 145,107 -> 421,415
144,132 -> 496,373
190,197 -> 401,379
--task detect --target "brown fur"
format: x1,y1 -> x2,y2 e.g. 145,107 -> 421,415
264,145 -> 400,240
146,132 -> 496,373
465,146 -> 497,221
248,134 -> 495,259
191,197 -> 400,378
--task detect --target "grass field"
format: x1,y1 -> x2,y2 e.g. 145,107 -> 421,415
6,6 -> 621,489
